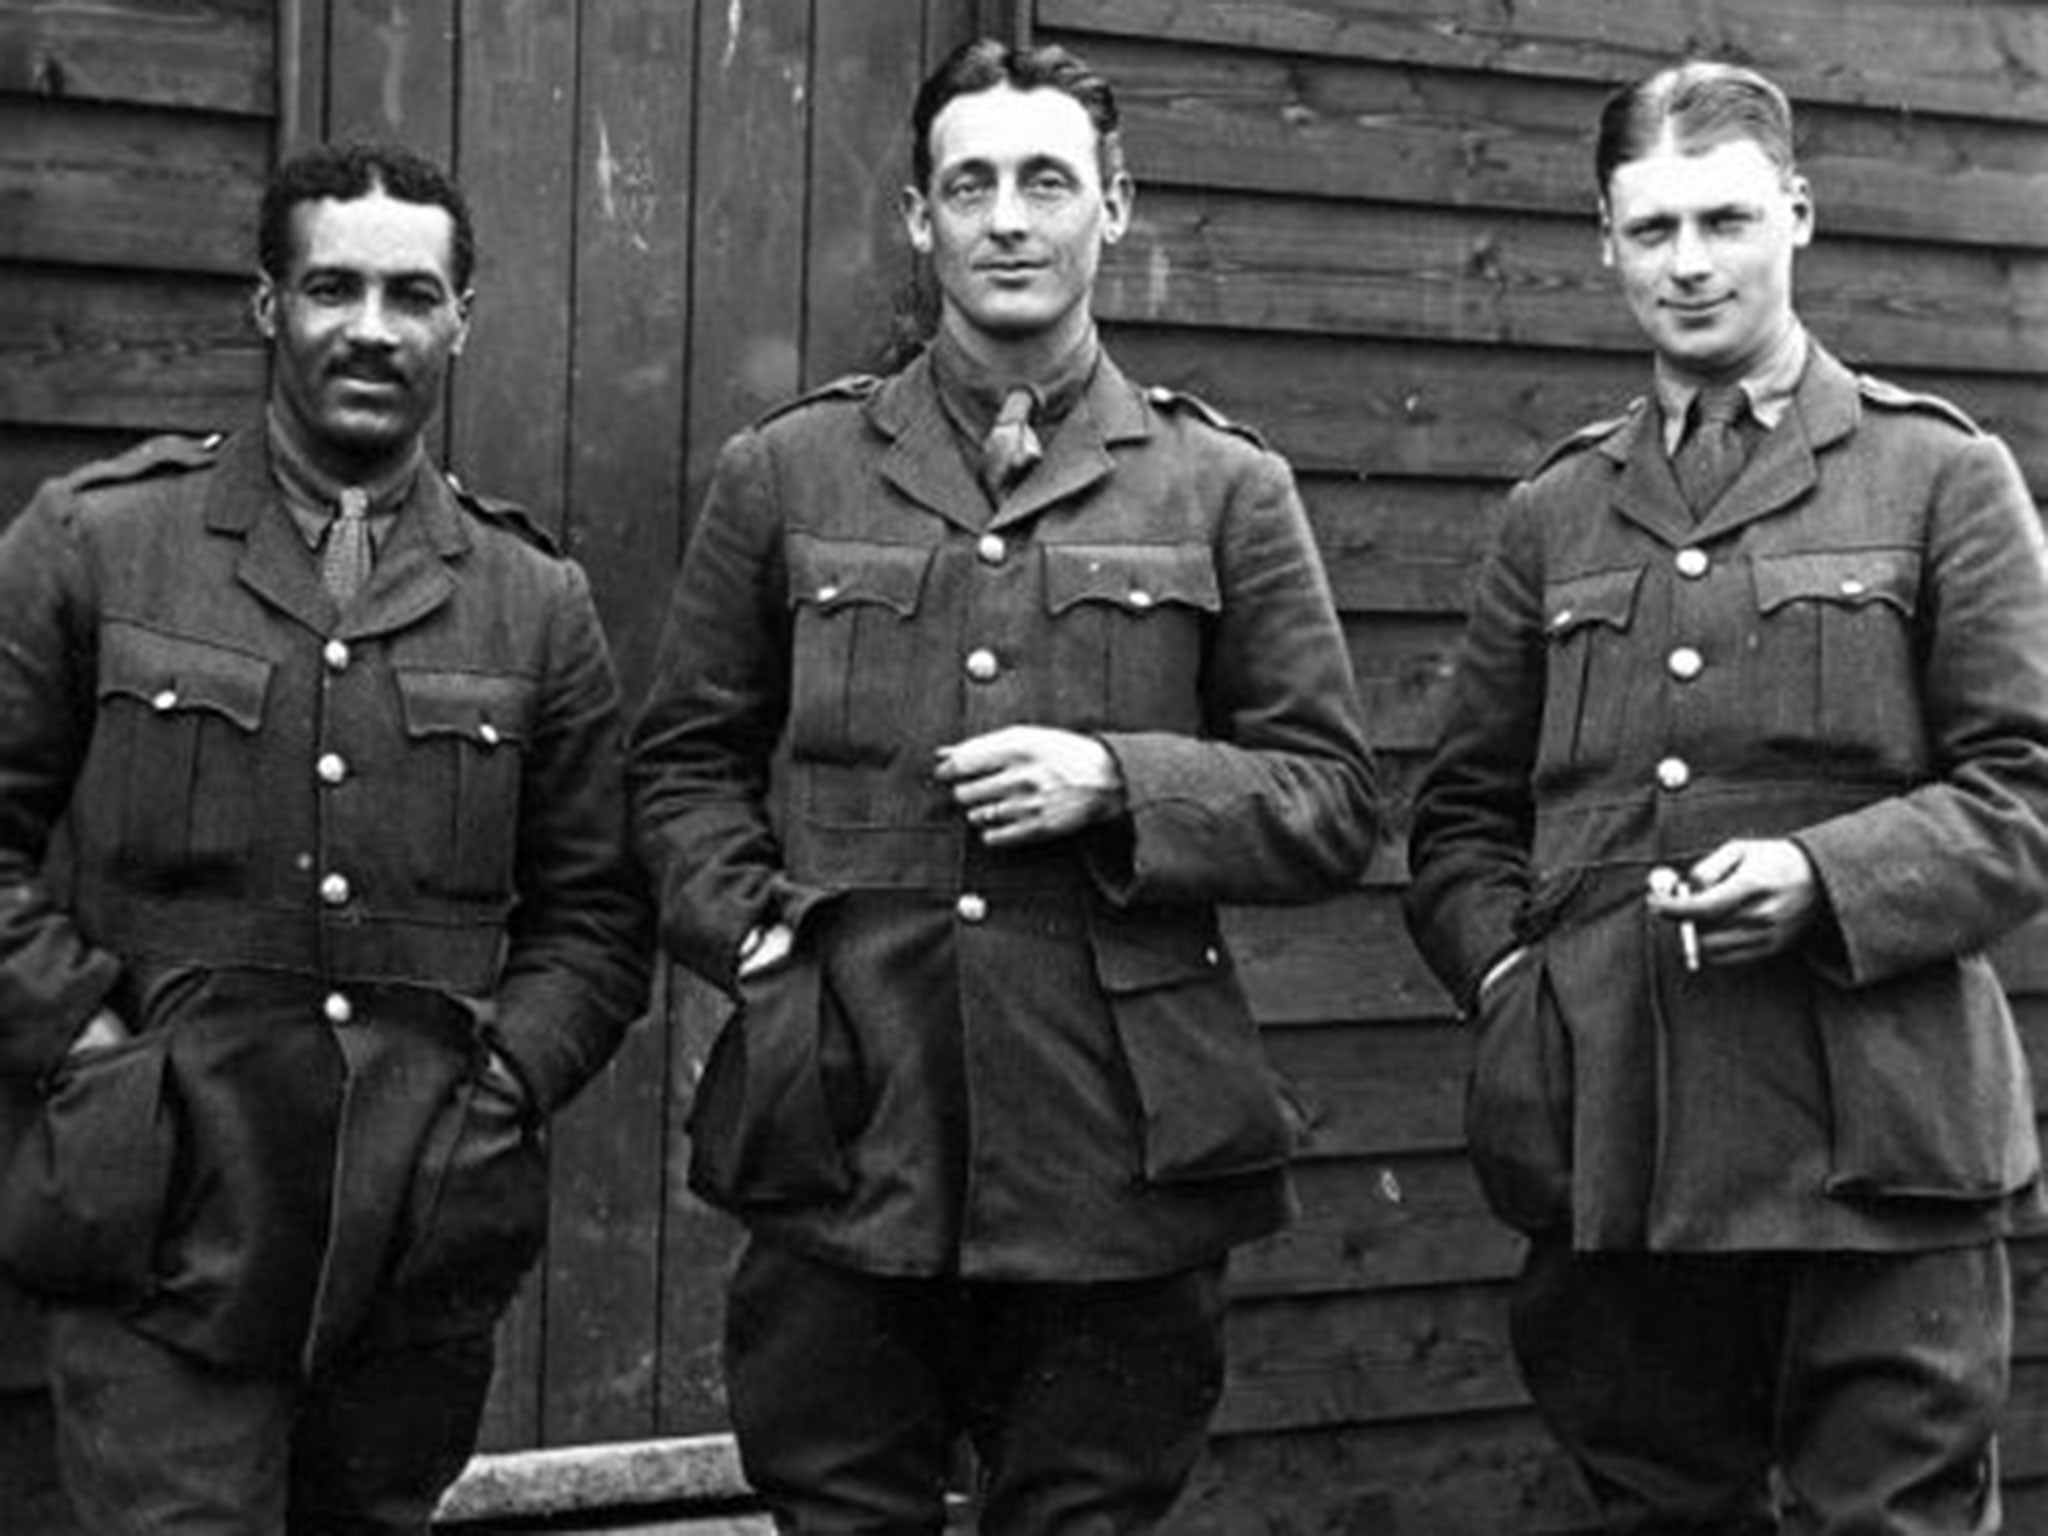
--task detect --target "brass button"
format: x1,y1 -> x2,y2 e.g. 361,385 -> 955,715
1675,548 -> 1709,579
1668,647 -> 1704,681
323,639 -> 351,671
316,752 -> 348,785
977,533 -> 1007,565
816,583 -> 841,603
1655,757 -> 1692,791
1839,577 -> 1867,598
1550,608 -> 1574,631
323,991 -> 354,1026
956,893 -> 988,924
151,688 -> 179,712
479,722 -> 502,748
965,648 -> 1000,683
319,872 -> 352,906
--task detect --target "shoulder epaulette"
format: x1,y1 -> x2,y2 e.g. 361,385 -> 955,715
1142,384 -> 1268,449
1529,402 -> 1641,477
445,473 -> 561,556
1856,374 -> 1980,434
56,431 -> 225,494
753,373 -> 883,430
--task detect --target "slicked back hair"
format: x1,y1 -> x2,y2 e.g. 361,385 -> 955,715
258,141 -> 476,290
910,38 -> 1125,192
1595,61 -> 1798,202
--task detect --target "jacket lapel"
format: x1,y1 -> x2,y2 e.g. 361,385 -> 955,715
207,428 -> 333,635
991,357 -> 1148,532
337,470 -> 467,641
871,357 -> 995,536
1604,408 -> 1698,548
1693,346 -> 1856,542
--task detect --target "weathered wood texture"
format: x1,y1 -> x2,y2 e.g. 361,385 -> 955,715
1030,0 -> 2048,1528
5,0 -> 2048,1531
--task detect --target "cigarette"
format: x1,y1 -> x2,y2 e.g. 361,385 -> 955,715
1649,865 -> 1701,973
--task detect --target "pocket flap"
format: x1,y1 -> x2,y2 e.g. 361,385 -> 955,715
396,669 -> 536,747
1045,543 -> 1221,618
1543,567 -> 1642,641
787,535 -> 933,617
99,622 -> 271,731
1088,907 -> 1229,993
1753,549 -> 1919,617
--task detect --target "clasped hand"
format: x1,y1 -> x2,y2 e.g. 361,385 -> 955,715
934,726 -> 1125,848
1646,837 -> 1819,968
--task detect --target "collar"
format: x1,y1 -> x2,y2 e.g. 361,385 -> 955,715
1655,323 -> 1810,454
266,405 -> 424,550
929,323 -> 1103,444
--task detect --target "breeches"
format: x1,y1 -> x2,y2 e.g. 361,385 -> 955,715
46,1305 -> 494,1536
724,1235 -> 1228,1535
1511,1238 -> 2010,1535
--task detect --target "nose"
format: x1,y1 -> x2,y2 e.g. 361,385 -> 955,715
1670,220 -> 1713,281
986,177 -> 1030,237
345,291 -> 400,346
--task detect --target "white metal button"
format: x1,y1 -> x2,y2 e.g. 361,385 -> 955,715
1550,609 -> 1574,631
323,639 -> 351,671
1839,577 -> 1867,598
316,752 -> 347,785
1668,647 -> 1704,681
319,872 -> 352,906
955,893 -> 988,924
1127,589 -> 1155,610
977,533 -> 1007,565
479,722 -> 502,747
816,583 -> 840,604
965,648 -> 1000,683
323,991 -> 354,1026
1655,757 -> 1692,791
1675,548 -> 1709,579
151,688 -> 179,711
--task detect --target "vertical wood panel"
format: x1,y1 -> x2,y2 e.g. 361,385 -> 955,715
677,0 -> 814,551
536,0 -> 699,1451
324,0 -> 456,164
804,0 -> 927,381
450,0 -> 579,1455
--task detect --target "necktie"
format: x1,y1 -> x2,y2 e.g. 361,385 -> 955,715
321,486 -> 373,604
1673,385 -> 1750,516
981,386 -> 1043,500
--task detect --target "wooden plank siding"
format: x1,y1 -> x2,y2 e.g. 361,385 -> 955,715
1034,1 -> 2048,1529
1,1 -> 2046,1532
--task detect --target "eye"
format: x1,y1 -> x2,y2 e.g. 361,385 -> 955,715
1024,169 -> 1076,201
389,280 -> 448,314
300,274 -> 356,305
940,173 -> 993,210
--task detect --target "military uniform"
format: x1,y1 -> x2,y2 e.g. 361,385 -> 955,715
0,426 -> 650,1529
631,345 -> 1377,1529
1406,343 -> 2048,1531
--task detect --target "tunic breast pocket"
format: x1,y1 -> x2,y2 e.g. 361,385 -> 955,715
1750,550 -> 1922,761
1043,543 -> 1219,731
1538,567 -> 1643,771
394,669 -> 536,900
92,623 -> 272,888
785,535 -> 935,764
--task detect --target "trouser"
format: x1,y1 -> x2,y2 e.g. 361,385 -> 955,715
724,1236 -> 1228,1535
46,1305 -> 495,1536
1510,1238 -> 2010,1535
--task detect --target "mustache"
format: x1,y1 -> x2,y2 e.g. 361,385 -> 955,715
329,354 -> 406,384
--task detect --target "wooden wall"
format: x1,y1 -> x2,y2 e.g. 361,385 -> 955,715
1037,1 -> 2048,1530
3,1 -> 2048,1533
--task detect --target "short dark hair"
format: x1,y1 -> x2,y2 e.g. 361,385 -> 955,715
910,38 -> 1124,191
258,142 -> 476,290
1595,61 -> 1797,201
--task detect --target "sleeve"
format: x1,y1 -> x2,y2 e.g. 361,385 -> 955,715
0,487 -> 125,1078
486,558 -> 655,1114
1794,430 -> 2048,983
1090,444 -> 1381,905
1402,483 -> 1547,1009
628,431 -> 826,991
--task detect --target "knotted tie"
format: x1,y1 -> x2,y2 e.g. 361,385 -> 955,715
321,486 -> 374,604
980,386 -> 1043,500
1673,385 -> 1750,516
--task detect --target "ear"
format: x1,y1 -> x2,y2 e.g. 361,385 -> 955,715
901,185 -> 933,255
1787,174 -> 1815,250
1101,171 -> 1135,246
451,289 -> 475,357
250,274 -> 279,339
